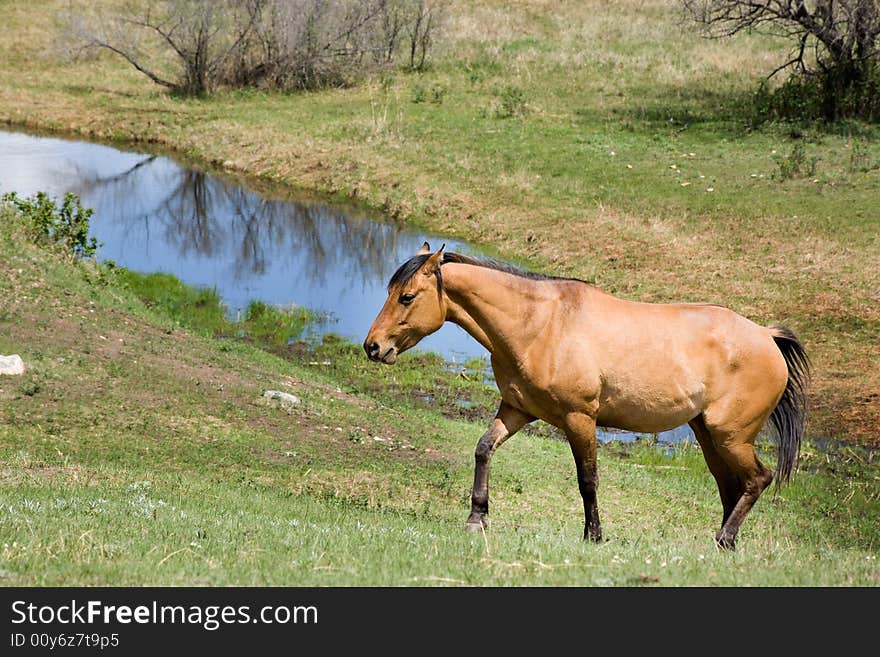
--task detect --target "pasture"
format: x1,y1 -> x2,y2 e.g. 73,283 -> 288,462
0,0 -> 878,586
1,209 -> 877,586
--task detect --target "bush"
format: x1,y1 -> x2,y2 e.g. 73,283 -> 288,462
2,191 -> 99,259
493,85 -> 527,118
753,67 -> 880,124
773,143 -> 819,181
66,0 -> 446,95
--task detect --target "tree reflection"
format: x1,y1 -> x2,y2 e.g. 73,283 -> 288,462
70,153 -> 413,289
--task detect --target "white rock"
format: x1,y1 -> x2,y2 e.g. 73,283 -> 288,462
263,390 -> 301,405
0,355 -> 25,376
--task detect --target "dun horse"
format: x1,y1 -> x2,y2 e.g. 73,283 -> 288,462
364,244 -> 809,548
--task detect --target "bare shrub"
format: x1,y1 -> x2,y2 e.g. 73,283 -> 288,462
64,0 -> 446,95
64,1 -> 262,95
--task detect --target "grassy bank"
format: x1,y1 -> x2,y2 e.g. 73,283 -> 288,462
1,1 -> 877,445
1,200 -> 879,586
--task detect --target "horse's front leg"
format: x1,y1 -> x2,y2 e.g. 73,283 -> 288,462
465,401 -> 533,531
565,413 -> 602,542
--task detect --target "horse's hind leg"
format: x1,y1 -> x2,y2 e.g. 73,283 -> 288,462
713,438 -> 773,549
689,415 -> 741,526
700,408 -> 774,549
465,401 -> 533,531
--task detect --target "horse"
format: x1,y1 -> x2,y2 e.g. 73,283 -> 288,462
364,243 -> 810,549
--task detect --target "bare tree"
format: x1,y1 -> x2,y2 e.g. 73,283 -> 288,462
406,0 -> 441,70
683,0 -> 880,120
371,0 -> 444,70
65,1 -> 262,95
242,0 -> 394,89
64,0 -> 446,94
223,0 -> 446,89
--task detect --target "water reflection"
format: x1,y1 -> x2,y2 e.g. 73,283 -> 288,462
0,130 -> 486,360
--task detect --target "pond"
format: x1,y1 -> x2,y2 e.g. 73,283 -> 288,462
0,129 -> 491,362
0,129 -> 694,446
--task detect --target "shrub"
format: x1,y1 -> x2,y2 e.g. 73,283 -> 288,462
753,68 -> 880,124
65,0 -> 447,95
773,143 -> 819,181
2,191 -> 99,258
493,85 -> 527,118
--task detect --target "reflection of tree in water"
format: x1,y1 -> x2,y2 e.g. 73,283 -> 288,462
72,154 -> 410,289
160,170 -> 224,259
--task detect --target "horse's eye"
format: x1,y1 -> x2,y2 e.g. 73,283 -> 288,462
399,293 -> 415,306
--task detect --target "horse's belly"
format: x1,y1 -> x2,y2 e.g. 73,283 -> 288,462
596,381 -> 704,433
597,407 -> 697,433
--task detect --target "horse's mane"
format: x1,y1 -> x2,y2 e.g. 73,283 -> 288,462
387,251 -> 581,292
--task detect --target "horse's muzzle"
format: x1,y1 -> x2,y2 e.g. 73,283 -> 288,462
364,340 -> 396,364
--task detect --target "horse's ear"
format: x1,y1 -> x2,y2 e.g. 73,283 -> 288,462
417,241 -> 431,256
422,244 -> 445,276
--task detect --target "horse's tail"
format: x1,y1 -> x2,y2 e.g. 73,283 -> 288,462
768,324 -> 811,484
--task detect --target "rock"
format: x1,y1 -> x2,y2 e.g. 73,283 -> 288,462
0,355 -> 25,376
263,390 -> 301,405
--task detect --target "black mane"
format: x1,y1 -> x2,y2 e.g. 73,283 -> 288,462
387,251 -> 580,292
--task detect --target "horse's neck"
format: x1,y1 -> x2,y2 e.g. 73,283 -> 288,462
442,263 -> 554,356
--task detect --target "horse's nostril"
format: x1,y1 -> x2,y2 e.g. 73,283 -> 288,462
365,341 -> 380,359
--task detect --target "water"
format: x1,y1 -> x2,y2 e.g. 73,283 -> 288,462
0,129 -> 695,445
0,129 -> 487,362
598,424 -> 696,451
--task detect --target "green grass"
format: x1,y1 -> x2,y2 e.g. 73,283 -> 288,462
118,267 -> 499,423
118,270 -> 317,350
1,201 -> 878,586
0,0 -> 878,586
3,445 -> 876,586
0,1 -> 876,444
117,271 -> 230,336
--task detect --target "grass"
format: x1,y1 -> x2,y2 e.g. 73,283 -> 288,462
4,452 -> 876,586
1,202 -> 878,586
118,270 -> 316,351
0,1 -> 878,586
0,1 -> 876,445
117,266 -> 500,423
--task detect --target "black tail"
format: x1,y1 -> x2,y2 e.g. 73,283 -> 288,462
768,325 -> 811,484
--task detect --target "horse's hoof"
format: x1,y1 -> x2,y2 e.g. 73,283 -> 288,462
715,532 -> 736,551
464,521 -> 485,533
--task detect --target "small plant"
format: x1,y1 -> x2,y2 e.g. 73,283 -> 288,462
17,380 -> 42,397
411,84 -> 426,103
241,300 -> 315,350
3,191 -> 99,258
369,77 -> 404,141
430,85 -> 446,104
493,85 -> 527,118
848,139 -> 879,173
773,143 -> 819,181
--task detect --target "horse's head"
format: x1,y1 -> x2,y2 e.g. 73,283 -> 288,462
364,242 -> 447,364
